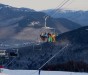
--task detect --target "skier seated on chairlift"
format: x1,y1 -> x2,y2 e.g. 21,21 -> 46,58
40,32 -> 48,42
48,33 -> 56,42
40,32 -> 56,42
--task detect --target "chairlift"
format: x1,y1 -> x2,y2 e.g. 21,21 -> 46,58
39,16 -> 57,43
0,50 -> 6,57
9,49 -> 19,57
33,16 -> 58,50
0,50 -> 9,59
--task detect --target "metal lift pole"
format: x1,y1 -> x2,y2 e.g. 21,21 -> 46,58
45,16 -> 48,28
38,44 -> 69,75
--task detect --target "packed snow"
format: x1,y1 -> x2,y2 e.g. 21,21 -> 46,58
0,69 -> 88,75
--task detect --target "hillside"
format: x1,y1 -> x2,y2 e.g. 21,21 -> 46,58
1,26 -> 88,72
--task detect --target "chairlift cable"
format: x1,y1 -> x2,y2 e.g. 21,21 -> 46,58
52,0 -> 71,17
4,57 -> 17,68
38,44 -> 68,70
50,0 -> 69,15
29,44 -> 69,75
43,0 -> 71,29
44,0 -> 67,17
29,0 -> 71,26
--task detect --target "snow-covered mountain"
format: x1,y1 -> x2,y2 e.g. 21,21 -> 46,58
43,9 -> 88,26
0,4 -> 35,12
0,4 -> 81,43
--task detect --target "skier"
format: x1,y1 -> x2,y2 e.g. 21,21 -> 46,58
40,32 -> 48,42
48,33 -> 53,42
52,33 -> 56,42
40,33 -> 46,41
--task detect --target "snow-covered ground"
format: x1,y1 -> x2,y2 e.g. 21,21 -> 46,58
0,69 -> 88,75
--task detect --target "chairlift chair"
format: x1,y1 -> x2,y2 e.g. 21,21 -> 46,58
9,49 -> 19,57
33,16 -> 58,50
39,16 -> 57,43
0,50 -> 6,57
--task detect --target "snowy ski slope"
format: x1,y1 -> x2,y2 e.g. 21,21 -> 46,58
0,69 -> 88,75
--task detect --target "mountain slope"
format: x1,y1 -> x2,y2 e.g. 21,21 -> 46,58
2,26 -> 88,72
43,9 -> 88,26
0,4 -> 81,42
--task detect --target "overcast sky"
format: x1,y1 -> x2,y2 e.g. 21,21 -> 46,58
0,0 -> 88,11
